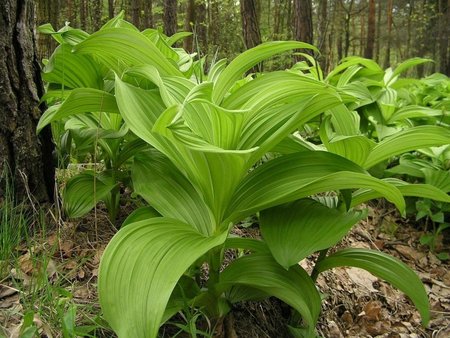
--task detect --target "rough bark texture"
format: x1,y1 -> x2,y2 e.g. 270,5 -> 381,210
144,0 -> 153,28
317,0 -> 328,72
364,0 -> 376,59
383,0 -> 393,68
183,0 -> 195,53
92,0 -> 103,31
293,0 -> 313,44
240,0 -> 262,72
163,0 -> 177,37
439,0 -> 450,75
240,0 -> 261,49
0,0 -> 54,202
130,0 -> 140,29
108,0 -> 115,19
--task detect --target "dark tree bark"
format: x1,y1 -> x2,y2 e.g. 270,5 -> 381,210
130,0 -> 141,29
196,0 -> 207,54
438,0 -> 449,75
92,0 -> 103,31
273,0 -> 281,39
317,0 -> 328,71
163,0 -> 177,36
108,0 -> 115,19
383,0 -> 393,68
293,0 -> 313,44
0,0 -> 54,202
364,0 -> 375,59
375,0 -> 382,62
240,0 -> 262,72
143,0 -> 153,28
240,0 -> 262,49
183,0 -> 195,52
80,0 -> 88,30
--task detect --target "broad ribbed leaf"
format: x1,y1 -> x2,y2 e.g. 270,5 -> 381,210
385,58 -> 432,86
42,44 -> 103,89
316,248 -> 430,325
226,151 -> 405,222
73,28 -> 182,76
99,219 -> 227,338
132,150 -> 216,235
351,178 -> 450,207
387,105 -> 444,123
422,168 -> 450,192
364,126 -> 450,169
218,253 -> 321,337
260,199 -> 365,269
63,171 -> 116,218
122,206 -> 160,227
183,99 -> 246,149
326,135 -> 376,167
37,89 -> 118,132
124,65 -> 194,106
213,41 -> 317,103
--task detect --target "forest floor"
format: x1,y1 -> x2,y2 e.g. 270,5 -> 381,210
0,203 -> 449,338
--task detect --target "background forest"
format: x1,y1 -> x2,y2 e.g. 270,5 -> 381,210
37,0 -> 450,76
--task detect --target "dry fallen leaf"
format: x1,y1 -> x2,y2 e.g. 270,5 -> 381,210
363,301 -> 382,321
346,267 -> 378,293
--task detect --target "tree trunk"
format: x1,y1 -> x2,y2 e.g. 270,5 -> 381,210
364,0 -> 375,59
317,0 -> 328,71
384,0 -> 393,68
0,0 -> 54,202
240,0 -> 262,72
92,0 -> 103,31
293,0 -> 313,44
163,0 -> 177,36
375,0 -> 382,63
273,0 -> 281,39
130,0 -> 141,29
196,0 -> 207,55
240,0 -> 262,49
144,0 -> 153,28
108,0 -> 115,19
80,0 -> 88,30
439,0 -> 450,75
183,0 -> 195,52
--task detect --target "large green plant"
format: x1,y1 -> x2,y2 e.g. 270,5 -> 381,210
39,20 -> 450,337
37,13 -> 198,220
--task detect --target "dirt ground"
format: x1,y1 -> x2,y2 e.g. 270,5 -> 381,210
1,203 -> 449,337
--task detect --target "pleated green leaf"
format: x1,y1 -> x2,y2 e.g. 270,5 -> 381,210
351,178 -> 450,207
387,105 -> 444,123
326,135 -> 376,167
260,199 -> 365,269
73,28 -> 182,76
63,171 -> 117,218
37,88 -> 118,132
42,44 -> 103,89
218,253 -> 321,337
99,219 -> 227,338
364,126 -> 450,169
132,149 -> 216,235
385,57 -> 432,86
213,41 -> 317,103
122,206 -> 161,227
316,248 -> 430,325
226,151 -> 404,222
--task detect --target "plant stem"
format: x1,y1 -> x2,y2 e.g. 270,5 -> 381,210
310,248 -> 329,282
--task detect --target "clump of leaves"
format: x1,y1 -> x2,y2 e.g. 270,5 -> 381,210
38,16 -> 450,338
